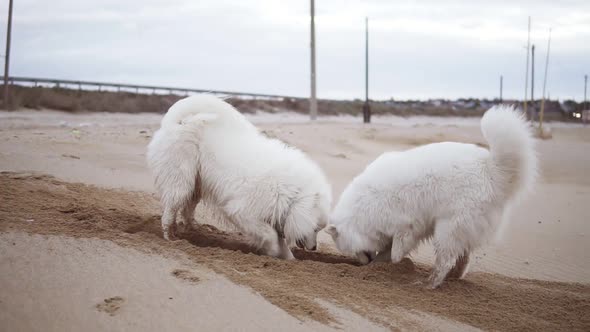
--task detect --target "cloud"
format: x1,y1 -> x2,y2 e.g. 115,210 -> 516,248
2,0 -> 589,100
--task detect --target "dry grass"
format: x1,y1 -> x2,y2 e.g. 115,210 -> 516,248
4,85 -> 489,117
9,85 -> 180,114
2,85 -> 575,121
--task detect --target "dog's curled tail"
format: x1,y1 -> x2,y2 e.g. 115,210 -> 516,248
160,95 -> 222,129
481,105 -> 537,202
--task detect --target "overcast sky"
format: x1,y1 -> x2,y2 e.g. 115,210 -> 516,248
2,0 -> 589,100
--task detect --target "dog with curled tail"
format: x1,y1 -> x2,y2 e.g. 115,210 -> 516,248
147,95 -> 332,259
326,105 -> 537,288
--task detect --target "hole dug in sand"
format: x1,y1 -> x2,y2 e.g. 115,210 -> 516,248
1,172 -> 589,331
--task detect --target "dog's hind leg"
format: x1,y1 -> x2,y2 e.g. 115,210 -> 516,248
178,193 -> 200,233
177,176 -> 201,233
446,252 -> 471,280
429,218 -> 469,289
161,203 -> 180,240
161,186 -> 195,240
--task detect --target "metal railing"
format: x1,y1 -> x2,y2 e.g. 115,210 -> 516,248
7,76 -> 307,100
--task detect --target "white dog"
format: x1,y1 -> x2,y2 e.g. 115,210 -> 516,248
147,95 -> 332,259
325,106 -> 537,288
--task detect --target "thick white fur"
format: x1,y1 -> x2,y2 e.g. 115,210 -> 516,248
326,105 -> 537,288
147,95 -> 332,259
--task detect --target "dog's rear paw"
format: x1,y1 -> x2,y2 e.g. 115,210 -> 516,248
163,223 -> 179,240
176,217 -> 195,234
176,222 -> 188,234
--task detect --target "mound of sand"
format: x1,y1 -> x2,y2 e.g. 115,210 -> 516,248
1,172 -> 588,331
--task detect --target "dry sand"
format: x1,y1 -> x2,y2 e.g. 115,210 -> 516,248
0,109 -> 589,331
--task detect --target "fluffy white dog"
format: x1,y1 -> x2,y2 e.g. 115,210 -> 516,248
147,95 -> 332,260
326,106 -> 537,288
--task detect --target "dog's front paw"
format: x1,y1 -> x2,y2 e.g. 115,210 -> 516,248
356,251 -> 375,265
281,250 -> 296,260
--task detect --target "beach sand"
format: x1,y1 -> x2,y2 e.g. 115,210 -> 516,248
0,109 -> 588,331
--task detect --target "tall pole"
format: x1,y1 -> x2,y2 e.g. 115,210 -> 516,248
499,75 -> 503,103
539,28 -> 552,133
523,16 -> 531,116
585,75 -> 588,109
584,74 -> 587,125
363,17 -> 371,123
309,0 -> 317,120
3,0 -> 14,110
531,44 -> 535,121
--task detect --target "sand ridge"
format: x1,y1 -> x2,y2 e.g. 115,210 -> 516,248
1,172 -> 588,331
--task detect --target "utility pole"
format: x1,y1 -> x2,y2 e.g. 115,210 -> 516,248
585,75 -> 588,109
3,0 -> 14,110
499,75 -> 503,103
363,17 -> 371,123
309,0 -> 317,120
531,44 -> 535,122
584,74 -> 588,125
539,28 -> 552,133
523,16 -> 531,116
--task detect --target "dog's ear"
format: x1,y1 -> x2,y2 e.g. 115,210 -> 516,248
325,225 -> 338,237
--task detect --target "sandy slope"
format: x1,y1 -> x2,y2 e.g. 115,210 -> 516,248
0,232 -> 389,332
0,109 -> 589,331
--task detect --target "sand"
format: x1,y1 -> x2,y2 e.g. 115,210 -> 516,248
0,109 -> 589,331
